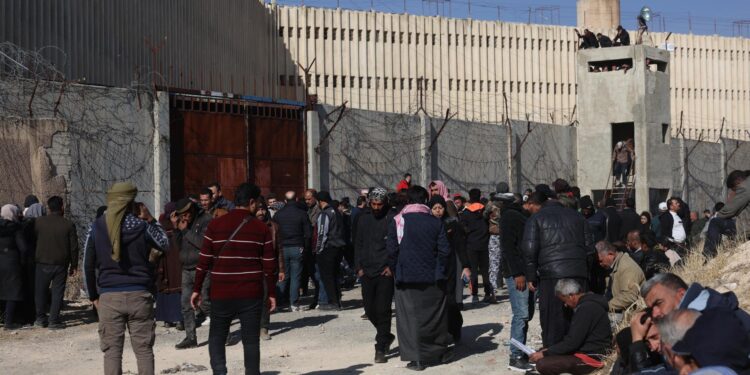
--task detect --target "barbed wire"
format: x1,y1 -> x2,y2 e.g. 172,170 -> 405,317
0,42 -> 165,252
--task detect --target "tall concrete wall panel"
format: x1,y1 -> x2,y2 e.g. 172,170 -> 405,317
682,140 -> 723,212
317,105 -> 423,198
0,79 -> 169,246
316,105 -> 576,199
512,120 -> 578,192
435,118 -> 509,195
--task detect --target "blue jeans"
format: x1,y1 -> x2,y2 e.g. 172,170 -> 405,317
702,217 -> 736,259
505,277 -> 535,358
277,247 -> 304,306
315,262 -> 329,305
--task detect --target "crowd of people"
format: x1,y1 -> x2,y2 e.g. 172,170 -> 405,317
0,169 -> 748,375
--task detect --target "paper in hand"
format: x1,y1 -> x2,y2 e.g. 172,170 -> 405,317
510,338 -> 537,356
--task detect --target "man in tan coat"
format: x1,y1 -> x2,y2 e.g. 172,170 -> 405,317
596,241 -> 645,321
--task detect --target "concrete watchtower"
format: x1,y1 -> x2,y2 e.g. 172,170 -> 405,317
577,0 -> 621,30
576,45 -> 672,213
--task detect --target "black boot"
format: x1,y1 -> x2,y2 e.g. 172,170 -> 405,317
406,361 -> 426,371
175,337 -> 197,350
374,351 -> 387,363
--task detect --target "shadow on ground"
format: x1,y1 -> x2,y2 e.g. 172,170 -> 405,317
300,363 -> 372,374
267,314 -> 338,337
61,303 -> 98,327
452,322 -> 504,361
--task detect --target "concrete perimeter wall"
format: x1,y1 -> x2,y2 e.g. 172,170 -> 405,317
0,79 -> 169,244
314,105 -> 576,199
314,104 -> 748,235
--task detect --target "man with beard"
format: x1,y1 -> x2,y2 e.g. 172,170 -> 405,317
354,188 -> 396,364
174,198 -> 214,349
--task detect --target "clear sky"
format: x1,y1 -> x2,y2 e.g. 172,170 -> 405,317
271,0 -> 750,37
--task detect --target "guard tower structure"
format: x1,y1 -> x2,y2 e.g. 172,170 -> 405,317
576,45 -> 672,213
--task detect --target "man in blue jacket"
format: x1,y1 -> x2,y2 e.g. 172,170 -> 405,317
84,182 -> 169,375
387,186 -> 453,371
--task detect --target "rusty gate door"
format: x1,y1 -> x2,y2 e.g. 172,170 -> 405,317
170,95 -> 305,201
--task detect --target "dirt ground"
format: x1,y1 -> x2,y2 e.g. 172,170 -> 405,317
0,286 -> 542,374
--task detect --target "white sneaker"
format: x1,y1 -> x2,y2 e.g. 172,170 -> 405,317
291,305 -> 301,312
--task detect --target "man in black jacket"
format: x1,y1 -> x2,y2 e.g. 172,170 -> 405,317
460,188 -> 492,303
618,198 -> 640,241
522,192 -> 593,348
626,230 -> 669,280
315,191 -> 346,311
601,197 -> 623,243
273,197 -> 312,311
529,278 -> 612,375
496,195 -> 534,372
354,188 -> 396,364
174,198 -> 213,349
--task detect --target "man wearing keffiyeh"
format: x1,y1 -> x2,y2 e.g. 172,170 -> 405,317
84,182 -> 168,375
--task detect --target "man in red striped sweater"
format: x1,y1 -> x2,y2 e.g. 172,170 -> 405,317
191,183 -> 277,375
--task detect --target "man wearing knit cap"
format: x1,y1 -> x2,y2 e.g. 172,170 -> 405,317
174,197 -> 214,349
84,182 -> 169,375
354,187 -> 396,363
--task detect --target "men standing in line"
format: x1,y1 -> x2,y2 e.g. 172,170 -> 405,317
174,198 -> 213,349
84,183 -> 169,375
302,188 -> 325,306
460,188 -> 493,303
354,188 -> 396,363
522,191 -> 592,348
495,194 -> 535,372
198,189 -> 213,212
191,183 -> 277,375
601,197 -> 623,243
314,191 -> 346,311
618,198 -> 640,241
273,192 -> 312,311
33,196 -> 79,329
388,186 -> 454,371
396,173 -> 412,193
208,182 -> 235,212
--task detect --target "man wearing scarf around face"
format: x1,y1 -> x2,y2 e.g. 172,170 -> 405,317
84,182 -> 169,375
387,186 -> 454,371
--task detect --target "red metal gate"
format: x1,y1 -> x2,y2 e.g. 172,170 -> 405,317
170,95 -> 305,201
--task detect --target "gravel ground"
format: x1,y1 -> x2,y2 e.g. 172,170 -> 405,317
0,285 -> 542,374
